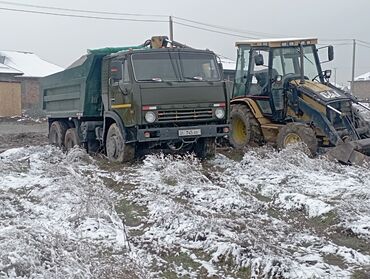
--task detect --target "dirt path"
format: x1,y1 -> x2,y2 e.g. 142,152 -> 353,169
0,118 -> 48,152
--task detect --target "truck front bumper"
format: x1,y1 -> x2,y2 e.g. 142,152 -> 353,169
136,124 -> 229,142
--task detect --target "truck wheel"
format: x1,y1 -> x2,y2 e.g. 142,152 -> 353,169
230,104 -> 262,149
277,123 -> 318,156
194,138 -> 216,159
106,123 -> 135,162
64,128 -> 80,150
49,121 -> 68,148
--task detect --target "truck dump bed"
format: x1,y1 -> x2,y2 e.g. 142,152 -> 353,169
41,46 -> 143,118
42,53 -> 106,118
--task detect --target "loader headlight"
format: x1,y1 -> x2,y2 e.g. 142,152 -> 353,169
145,111 -> 156,123
215,108 -> 225,119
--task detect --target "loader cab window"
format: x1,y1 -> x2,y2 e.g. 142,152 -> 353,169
233,46 -> 250,97
248,49 -> 270,96
300,46 -> 319,80
272,46 -> 320,81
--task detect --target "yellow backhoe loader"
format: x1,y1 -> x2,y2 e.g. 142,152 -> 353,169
230,38 -> 370,165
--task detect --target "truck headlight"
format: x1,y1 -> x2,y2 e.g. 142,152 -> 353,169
215,108 -> 225,119
145,111 -> 156,123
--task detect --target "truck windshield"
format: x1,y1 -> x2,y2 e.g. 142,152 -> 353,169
132,52 -> 179,82
131,52 -> 221,82
179,52 -> 220,81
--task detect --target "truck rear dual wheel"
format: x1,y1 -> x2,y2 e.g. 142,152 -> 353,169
230,104 -> 262,149
106,123 -> 135,163
277,123 -> 318,156
49,121 -> 68,148
64,128 -> 80,150
194,138 -> 216,159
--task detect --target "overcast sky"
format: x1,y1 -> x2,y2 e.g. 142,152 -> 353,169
1,0 -> 370,85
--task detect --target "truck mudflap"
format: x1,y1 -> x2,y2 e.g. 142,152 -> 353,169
326,138 -> 370,165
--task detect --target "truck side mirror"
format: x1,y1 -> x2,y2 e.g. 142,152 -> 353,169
254,54 -> 264,66
218,62 -> 224,76
110,61 -> 123,82
328,45 -> 334,62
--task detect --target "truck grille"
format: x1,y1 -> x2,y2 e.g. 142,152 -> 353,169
157,108 -> 213,122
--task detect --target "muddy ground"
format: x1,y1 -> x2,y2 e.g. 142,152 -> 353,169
0,117 -> 48,153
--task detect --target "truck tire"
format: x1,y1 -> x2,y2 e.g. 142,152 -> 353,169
230,104 -> 262,149
64,128 -> 80,150
277,123 -> 318,156
106,123 -> 135,162
49,121 -> 68,148
194,138 -> 216,159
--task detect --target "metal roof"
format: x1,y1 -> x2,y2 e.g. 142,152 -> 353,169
0,51 -> 63,77
235,38 -> 318,47
0,62 -> 23,75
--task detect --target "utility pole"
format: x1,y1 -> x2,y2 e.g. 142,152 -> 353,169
351,39 -> 356,94
169,16 -> 174,42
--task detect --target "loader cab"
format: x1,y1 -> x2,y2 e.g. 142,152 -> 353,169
233,38 -> 328,122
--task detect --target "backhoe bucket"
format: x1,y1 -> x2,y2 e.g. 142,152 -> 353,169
326,138 -> 370,165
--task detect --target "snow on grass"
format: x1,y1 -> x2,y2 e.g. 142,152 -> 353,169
274,193 -> 333,218
106,149 -> 370,278
0,146 -> 142,278
2,144 -> 370,278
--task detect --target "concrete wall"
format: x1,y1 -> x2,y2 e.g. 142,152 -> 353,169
0,74 -> 42,116
0,81 -> 21,116
20,78 -> 41,114
352,80 -> 370,100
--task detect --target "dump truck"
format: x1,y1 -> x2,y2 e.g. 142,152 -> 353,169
229,38 -> 370,164
42,36 -> 230,162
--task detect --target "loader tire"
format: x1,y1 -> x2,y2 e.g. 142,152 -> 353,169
64,128 -> 80,150
230,104 -> 262,149
106,123 -> 135,163
277,123 -> 318,156
49,121 -> 68,148
194,138 -> 216,159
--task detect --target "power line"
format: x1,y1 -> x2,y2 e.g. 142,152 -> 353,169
320,38 -> 352,42
318,43 -> 352,46
357,39 -> 370,46
0,0 -> 167,18
357,43 -> 370,49
0,7 -> 168,22
1,1 -> 370,49
173,21 -> 257,39
174,16 -> 287,38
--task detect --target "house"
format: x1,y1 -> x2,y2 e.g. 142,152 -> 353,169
351,72 -> 370,100
0,51 -> 63,116
220,57 -> 236,82
220,57 -> 236,98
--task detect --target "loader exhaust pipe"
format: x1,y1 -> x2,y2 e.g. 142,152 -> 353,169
299,44 -> 305,84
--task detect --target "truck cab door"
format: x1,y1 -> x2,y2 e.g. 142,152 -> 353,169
109,59 -> 134,125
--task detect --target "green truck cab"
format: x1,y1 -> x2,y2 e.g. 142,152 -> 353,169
42,37 -> 230,162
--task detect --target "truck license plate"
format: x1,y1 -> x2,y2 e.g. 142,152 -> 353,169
178,129 -> 202,137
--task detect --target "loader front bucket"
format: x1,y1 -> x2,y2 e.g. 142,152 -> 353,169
326,138 -> 370,165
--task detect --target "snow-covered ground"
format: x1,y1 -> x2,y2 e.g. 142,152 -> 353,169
1,144 -> 370,278
0,147 -> 143,278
